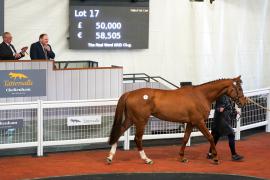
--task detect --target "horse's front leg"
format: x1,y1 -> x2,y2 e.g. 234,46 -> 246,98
179,123 -> 193,163
197,122 -> 219,164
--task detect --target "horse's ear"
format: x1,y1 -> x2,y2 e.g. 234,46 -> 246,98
234,75 -> 241,81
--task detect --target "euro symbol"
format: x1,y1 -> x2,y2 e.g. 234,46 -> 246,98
77,32 -> 82,39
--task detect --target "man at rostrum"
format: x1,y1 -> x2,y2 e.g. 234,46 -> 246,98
30,34 -> 55,60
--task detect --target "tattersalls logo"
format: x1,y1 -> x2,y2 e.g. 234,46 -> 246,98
9,72 -> 28,79
4,72 -> 33,88
0,69 -> 46,98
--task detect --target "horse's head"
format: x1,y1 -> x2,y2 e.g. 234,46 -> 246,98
226,76 -> 247,107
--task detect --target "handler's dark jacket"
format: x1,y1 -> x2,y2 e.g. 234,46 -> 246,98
212,95 -> 237,136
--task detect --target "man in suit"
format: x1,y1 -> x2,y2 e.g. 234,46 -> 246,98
30,34 -> 55,60
0,32 -> 27,60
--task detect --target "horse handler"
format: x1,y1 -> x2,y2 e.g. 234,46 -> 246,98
207,95 -> 244,161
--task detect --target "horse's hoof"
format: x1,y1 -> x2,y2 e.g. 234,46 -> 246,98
212,159 -> 219,165
106,157 -> 112,164
145,159 -> 153,165
180,158 -> 189,163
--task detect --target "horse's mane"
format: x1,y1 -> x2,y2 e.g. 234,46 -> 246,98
194,78 -> 231,88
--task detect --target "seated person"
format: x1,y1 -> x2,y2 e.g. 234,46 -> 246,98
0,32 -> 27,60
30,34 -> 55,60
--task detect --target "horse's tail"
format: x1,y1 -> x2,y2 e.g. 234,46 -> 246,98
108,92 -> 129,145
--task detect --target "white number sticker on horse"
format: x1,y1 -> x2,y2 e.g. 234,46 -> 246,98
143,95 -> 148,100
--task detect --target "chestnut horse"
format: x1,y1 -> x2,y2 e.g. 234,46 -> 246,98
107,76 -> 247,164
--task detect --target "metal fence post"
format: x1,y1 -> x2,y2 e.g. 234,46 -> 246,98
235,105 -> 241,140
123,128 -> 130,150
37,100 -> 44,156
266,93 -> 270,133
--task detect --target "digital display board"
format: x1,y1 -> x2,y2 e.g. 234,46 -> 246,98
69,0 -> 149,49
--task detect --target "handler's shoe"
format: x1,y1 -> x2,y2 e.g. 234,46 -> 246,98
232,154 -> 244,161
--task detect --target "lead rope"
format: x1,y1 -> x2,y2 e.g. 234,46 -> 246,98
246,97 -> 270,111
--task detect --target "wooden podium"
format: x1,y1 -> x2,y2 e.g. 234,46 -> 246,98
0,60 -> 123,103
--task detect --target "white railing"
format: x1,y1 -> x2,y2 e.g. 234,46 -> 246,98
0,88 -> 269,156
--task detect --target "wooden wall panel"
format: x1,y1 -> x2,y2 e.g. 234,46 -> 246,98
0,61 -> 123,102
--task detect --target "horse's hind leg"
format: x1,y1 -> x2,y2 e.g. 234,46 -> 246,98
197,122 -> 219,164
134,121 -> 153,164
107,118 -> 133,164
179,123 -> 193,163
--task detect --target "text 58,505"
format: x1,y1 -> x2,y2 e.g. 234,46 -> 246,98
96,32 -> 121,40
